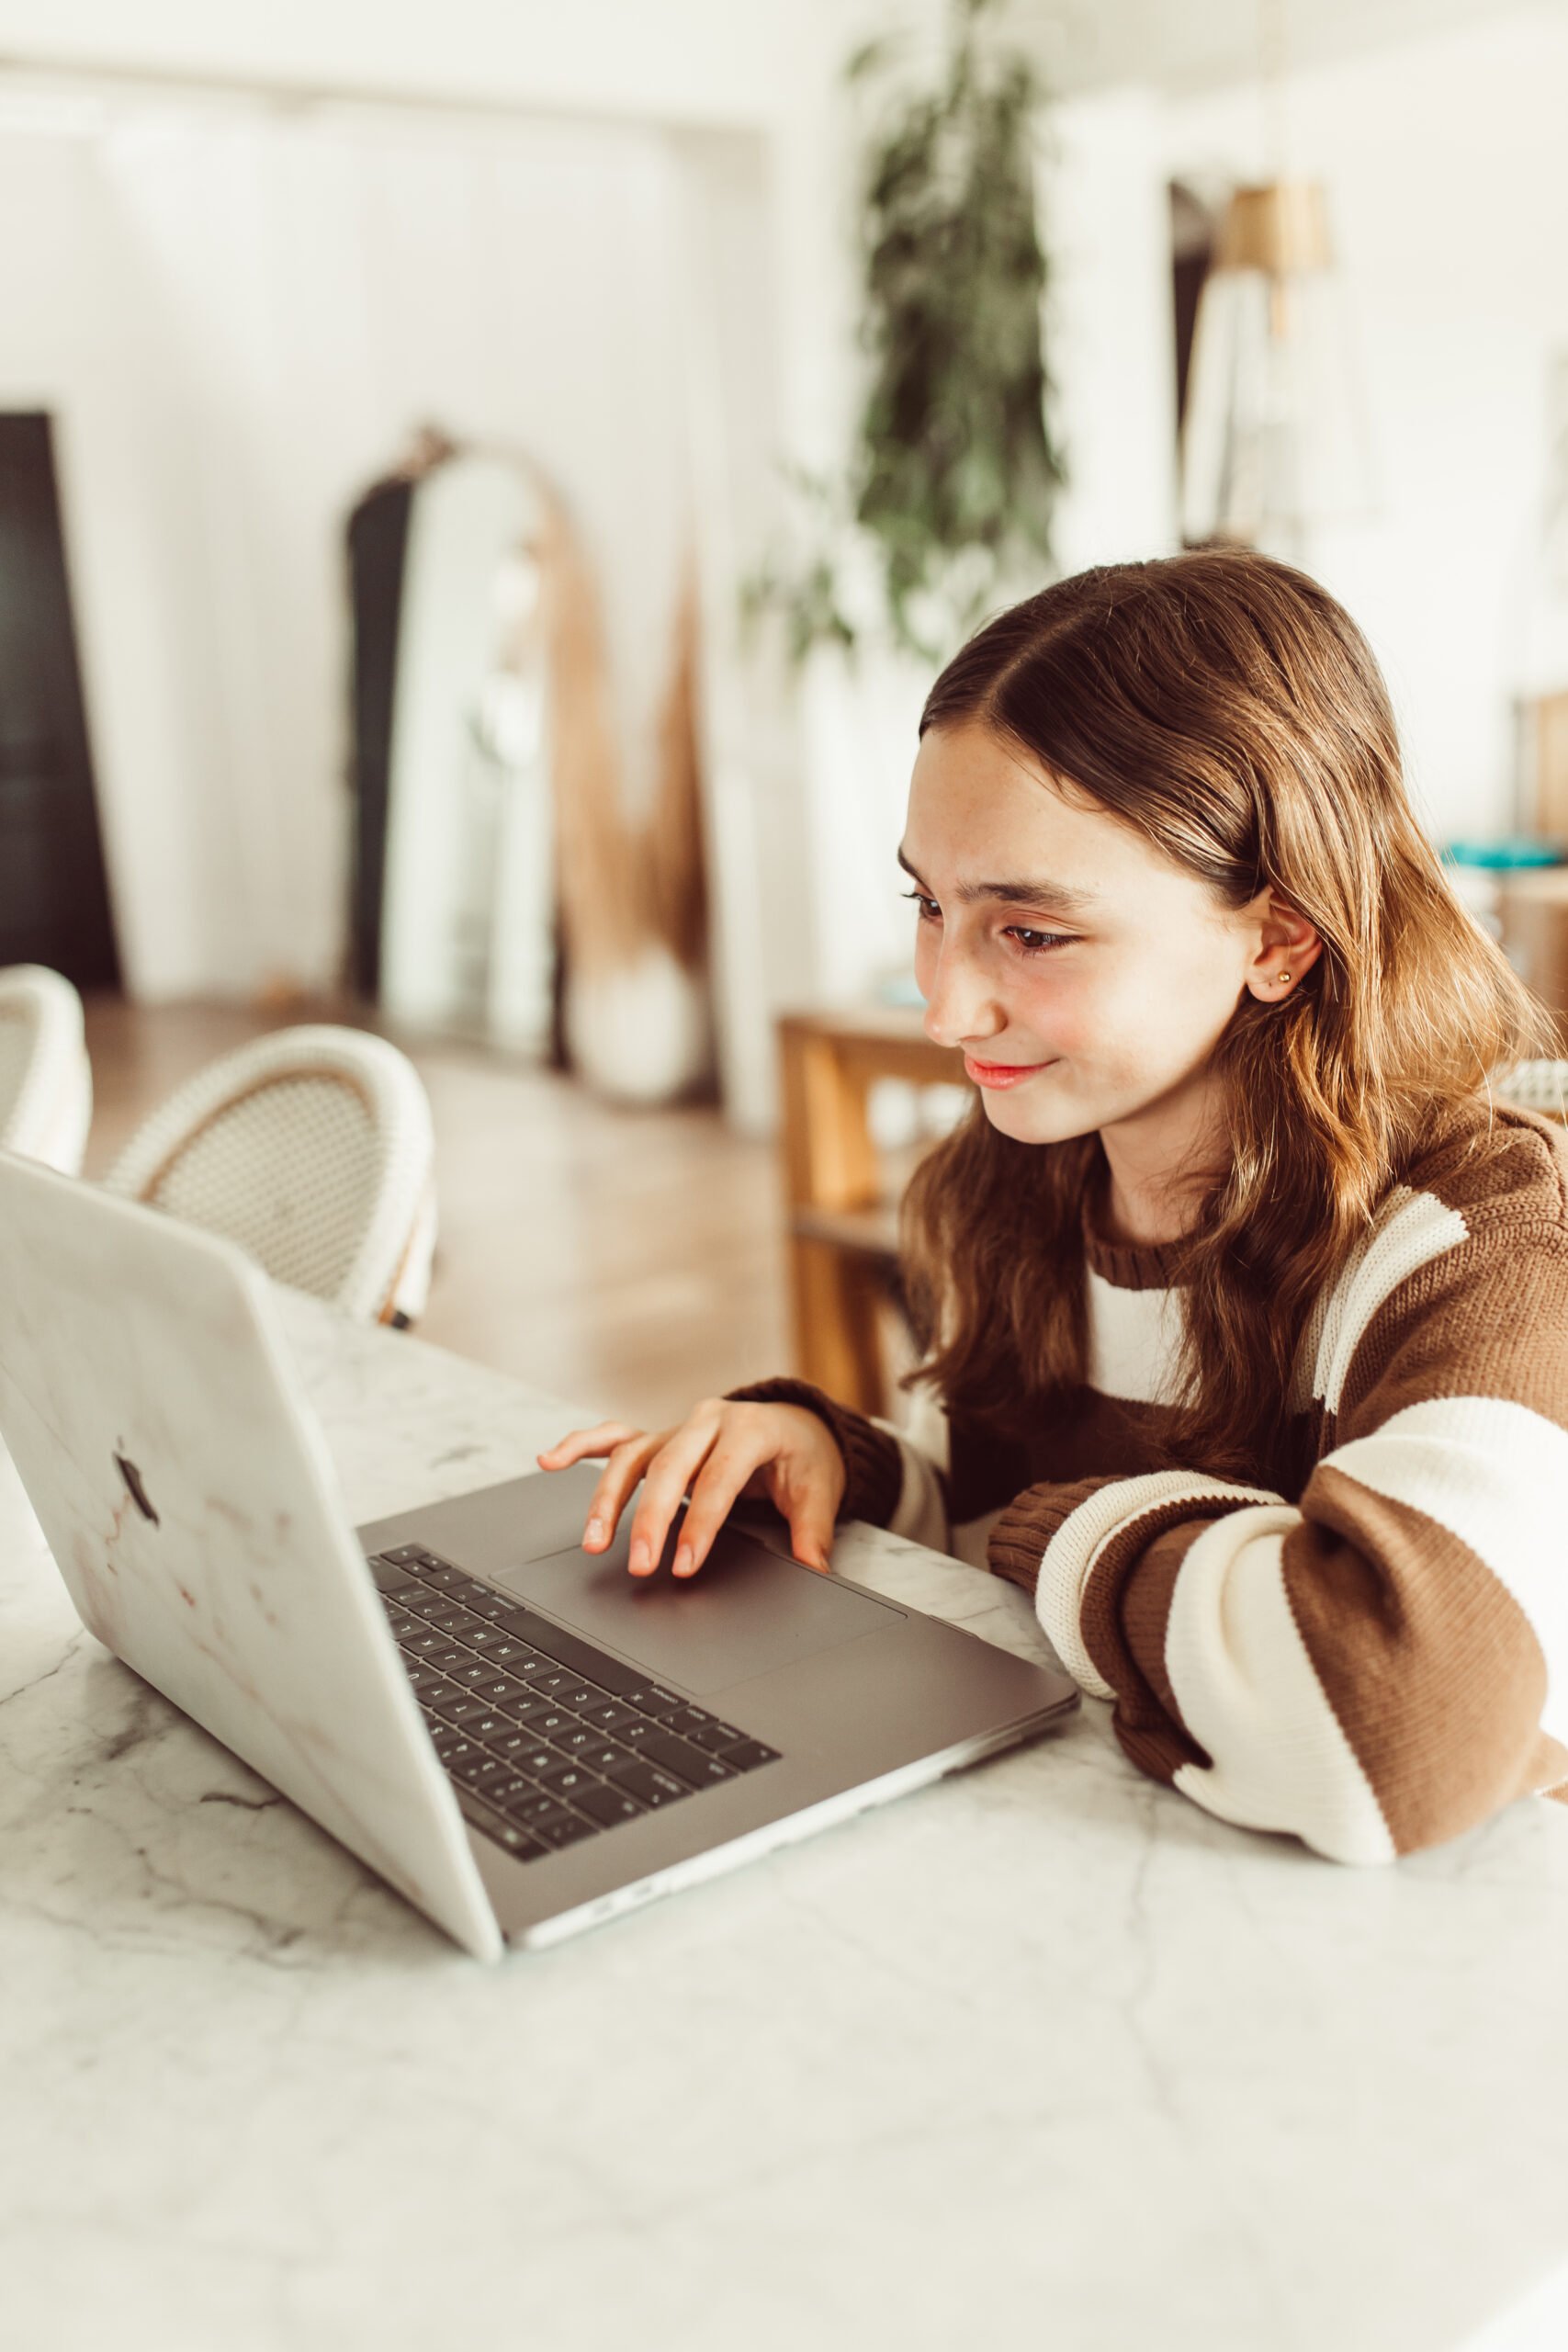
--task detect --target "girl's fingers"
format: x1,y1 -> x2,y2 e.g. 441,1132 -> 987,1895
626,1409 -> 728,1575
671,1439 -> 775,1577
581,1432 -> 668,1551
536,1422 -> 643,1471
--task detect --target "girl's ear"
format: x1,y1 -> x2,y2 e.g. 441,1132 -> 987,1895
1245,897 -> 1324,1001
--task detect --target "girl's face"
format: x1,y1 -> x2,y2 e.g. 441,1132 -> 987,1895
903,720 -> 1312,1164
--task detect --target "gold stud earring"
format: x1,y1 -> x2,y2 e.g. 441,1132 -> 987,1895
1278,970 -> 1292,985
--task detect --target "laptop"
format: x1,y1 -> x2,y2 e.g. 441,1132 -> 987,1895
0,1151 -> 1078,1958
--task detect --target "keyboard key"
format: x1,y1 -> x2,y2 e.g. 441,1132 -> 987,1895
479,1723 -> 537,1757
514,1702 -> 576,1739
605,1758 -> 690,1808
478,1640 -> 531,1668
579,1700 -> 641,1734
573,1781 -> 647,1827
494,1783 -> 565,1823
403,1661 -> 446,1695
450,1751 -> 509,1791
438,1738 -> 481,1773
722,1740 -> 781,1771
367,1556 -> 419,1595
558,1683 -> 604,1713
385,1612 -> 424,1643
667,1708 -> 716,1738
536,1761 -> 602,1801
417,1565 -> 468,1592
458,1592 -> 515,1622
510,1653 -> 558,1683
430,1690 -> 495,1728
478,1672 -> 533,1706
492,1607 -> 644,1698
447,1660 -> 499,1691
455,1795 -> 546,1859
635,1730 -> 728,1785
428,1645 -> 475,1675
533,1808 -> 598,1849
393,1581 -> 446,1612
684,1720 -> 745,1753
400,1630 -> 450,1661
379,1544 -> 428,1566
417,1673 -> 468,1709
488,1820 -> 546,1860
556,1724 -> 611,1759
463,1710 -> 520,1743
413,1601 -> 472,1634
427,1721 -> 466,1755
525,1667 -> 576,1699
440,1617 -> 494,1649
621,1686 -> 687,1719
577,1740 -> 632,1775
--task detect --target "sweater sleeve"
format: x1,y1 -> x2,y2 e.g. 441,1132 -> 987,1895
987,1205 -> 1568,1862
724,1375 -> 951,1550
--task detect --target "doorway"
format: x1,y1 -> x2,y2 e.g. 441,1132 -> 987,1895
0,412 -> 120,988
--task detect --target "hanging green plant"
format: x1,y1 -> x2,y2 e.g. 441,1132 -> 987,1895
746,0 -> 1064,662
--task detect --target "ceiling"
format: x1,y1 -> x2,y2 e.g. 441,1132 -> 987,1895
1008,0 -> 1546,96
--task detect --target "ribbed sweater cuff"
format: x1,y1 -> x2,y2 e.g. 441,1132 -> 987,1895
723,1376 -> 905,1528
987,1476 -> 1122,1598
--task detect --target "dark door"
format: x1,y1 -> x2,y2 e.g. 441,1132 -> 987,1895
0,413 -> 120,988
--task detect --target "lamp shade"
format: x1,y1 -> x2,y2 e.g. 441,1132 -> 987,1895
1180,178 -> 1371,557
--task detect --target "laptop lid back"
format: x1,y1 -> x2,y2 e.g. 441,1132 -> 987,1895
0,1151 -> 501,1961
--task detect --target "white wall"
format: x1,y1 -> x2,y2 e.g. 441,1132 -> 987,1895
6,0 -> 1562,1114
1167,2 -> 1568,844
0,0 -> 800,130
0,99 -> 710,1000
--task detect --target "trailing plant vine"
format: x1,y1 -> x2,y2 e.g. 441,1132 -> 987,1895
747,0 -> 1064,662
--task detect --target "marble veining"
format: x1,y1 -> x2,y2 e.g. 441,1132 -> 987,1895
3,1289 -> 1567,2352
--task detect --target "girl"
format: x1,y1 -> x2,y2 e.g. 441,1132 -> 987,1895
540,549 -> 1568,1864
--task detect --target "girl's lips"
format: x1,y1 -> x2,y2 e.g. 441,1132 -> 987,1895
964,1054 -> 1054,1090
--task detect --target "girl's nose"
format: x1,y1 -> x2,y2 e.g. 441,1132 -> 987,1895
921,950 -> 1003,1050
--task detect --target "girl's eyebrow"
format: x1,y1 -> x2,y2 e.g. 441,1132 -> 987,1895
896,844 -> 1099,916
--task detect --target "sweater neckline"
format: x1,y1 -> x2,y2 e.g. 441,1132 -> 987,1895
1079,1170 -> 1197,1292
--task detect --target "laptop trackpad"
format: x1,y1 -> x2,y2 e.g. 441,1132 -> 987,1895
499,1525 -> 897,1697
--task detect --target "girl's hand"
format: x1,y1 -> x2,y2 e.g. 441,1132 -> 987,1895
536,1400 -> 845,1579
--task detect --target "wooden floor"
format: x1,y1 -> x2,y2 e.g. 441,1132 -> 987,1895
81,997 -> 791,1435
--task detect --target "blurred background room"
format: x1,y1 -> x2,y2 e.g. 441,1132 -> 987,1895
3,0 -> 1567,1431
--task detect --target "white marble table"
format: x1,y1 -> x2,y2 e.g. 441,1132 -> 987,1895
5,1294 -> 1568,2352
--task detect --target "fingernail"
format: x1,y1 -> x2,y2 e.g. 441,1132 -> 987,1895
629,1540 -> 649,1575
672,1544 -> 693,1577
584,1518 -> 604,1547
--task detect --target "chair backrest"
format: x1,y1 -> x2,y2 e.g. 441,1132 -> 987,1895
0,964 -> 93,1174
103,1024 -> 435,1324
1495,1059 -> 1568,1124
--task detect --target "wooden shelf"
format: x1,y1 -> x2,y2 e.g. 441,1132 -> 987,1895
776,1007 -> 964,1416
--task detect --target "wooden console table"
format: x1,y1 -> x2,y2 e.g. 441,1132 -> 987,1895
776,1007 -> 965,1417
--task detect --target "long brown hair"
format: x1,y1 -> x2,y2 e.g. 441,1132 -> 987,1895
902,548 -> 1559,1482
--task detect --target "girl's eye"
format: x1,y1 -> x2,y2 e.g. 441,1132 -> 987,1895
902,889 -> 1074,956
1005,927 -> 1075,957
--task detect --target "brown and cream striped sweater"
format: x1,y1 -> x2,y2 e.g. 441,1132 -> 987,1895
736,1102 -> 1568,1863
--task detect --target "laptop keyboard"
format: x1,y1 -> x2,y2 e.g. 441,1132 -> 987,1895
366,1544 -> 781,1864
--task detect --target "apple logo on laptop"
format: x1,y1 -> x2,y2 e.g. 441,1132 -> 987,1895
114,1452 -> 161,1528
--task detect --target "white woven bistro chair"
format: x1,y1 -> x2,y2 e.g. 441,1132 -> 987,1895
0,964 -> 93,1175
104,1025 -> 437,1326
